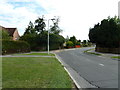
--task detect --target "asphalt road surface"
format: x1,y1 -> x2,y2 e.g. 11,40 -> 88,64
56,47 -> 118,88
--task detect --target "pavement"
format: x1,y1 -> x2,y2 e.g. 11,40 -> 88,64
55,47 -> 118,89
1,55 -> 55,57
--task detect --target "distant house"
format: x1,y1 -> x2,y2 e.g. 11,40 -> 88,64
0,25 -> 20,40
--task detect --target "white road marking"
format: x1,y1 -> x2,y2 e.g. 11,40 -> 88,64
98,56 -> 106,58
99,63 -> 104,66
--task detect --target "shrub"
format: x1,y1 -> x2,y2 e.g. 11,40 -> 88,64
76,42 -> 80,45
0,30 -> 11,40
20,32 -> 65,51
2,40 -> 30,55
82,44 -> 88,47
66,41 -> 74,48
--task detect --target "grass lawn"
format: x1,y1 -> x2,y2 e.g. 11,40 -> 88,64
14,53 -> 55,56
111,56 -> 120,59
2,57 -> 72,88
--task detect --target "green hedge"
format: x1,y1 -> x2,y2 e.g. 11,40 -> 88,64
2,40 -> 30,55
95,47 -> 120,54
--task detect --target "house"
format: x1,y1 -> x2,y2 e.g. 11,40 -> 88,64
0,25 -> 20,40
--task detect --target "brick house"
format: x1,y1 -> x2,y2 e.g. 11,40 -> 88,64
0,25 -> 20,40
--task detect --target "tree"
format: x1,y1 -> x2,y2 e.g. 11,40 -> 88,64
24,21 -> 36,35
83,40 -> 87,44
50,17 -> 62,35
20,16 -> 65,51
89,16 -> 120,48
82,40 -> 88,47
69,36 -> 77,46
49,33 -> 65,49
34,17 -> 46,34
76,40 -> 81,45
0,29 -> 11,40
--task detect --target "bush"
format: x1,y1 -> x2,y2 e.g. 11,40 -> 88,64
66,41 -> 74,48
49,34 -> 65,50
2,40 -> 30,55
82,44 -> 88,47
0,30 -> 11,40
20,32 -> 65,51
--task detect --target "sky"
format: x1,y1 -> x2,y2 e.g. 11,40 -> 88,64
0,0 -> 119,40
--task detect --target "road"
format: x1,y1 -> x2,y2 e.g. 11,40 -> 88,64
55,47 -> 118,88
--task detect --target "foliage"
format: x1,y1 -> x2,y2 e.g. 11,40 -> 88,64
49,33 -> 65,49
82,40 -> 88,47
2,40 -> 30,55
21,16 -> 65,51
69,36 -> 77,46
20,34 -> 37,50
89,16 -> 120,48
0,29 -> 11,40
24,21 -> 36,35
66,41 -> 74,48
83,40 -> 87,44
50,17 -> 62,35
21,31 -> 65,51
35,17 -> 46,34
76,41 -> 80,45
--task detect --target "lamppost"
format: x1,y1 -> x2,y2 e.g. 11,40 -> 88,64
48,18 -> 55,54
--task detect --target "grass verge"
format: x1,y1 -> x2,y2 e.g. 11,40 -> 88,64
86,52 -> 102,55
84,49 -> 102,56
2,57 -> 72,88
13,53 -> 55,56
111,56 -> 120,59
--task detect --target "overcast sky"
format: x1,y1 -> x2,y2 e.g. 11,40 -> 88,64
0,0 -> 119,40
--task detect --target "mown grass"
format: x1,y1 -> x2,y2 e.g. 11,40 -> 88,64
2,57 -> 72,88
87,52 -> 102,55
14,53 -> 55,56
111,56 -> 120,59
84,49 -> 102,56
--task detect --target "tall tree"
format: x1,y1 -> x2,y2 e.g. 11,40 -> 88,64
24,21 -> 36,35
89,17 -> 120,48
83,40 -> 87,44
34,17 -> 46,34
21,16 -> 65,51
50,17 -> 62,35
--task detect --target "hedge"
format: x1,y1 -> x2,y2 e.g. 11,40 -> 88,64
95,47 -> 120,54
2,40 -> 30,55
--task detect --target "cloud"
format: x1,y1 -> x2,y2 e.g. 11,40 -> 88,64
7,0 -> 34,2
0,0 -> 43,35
33,0 -> 119,40
0,0 -> 119,40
